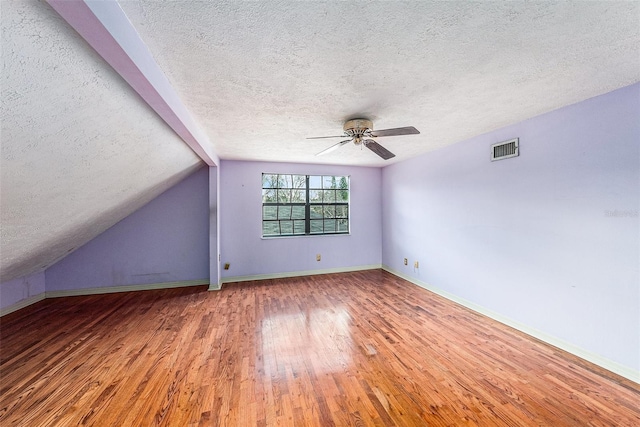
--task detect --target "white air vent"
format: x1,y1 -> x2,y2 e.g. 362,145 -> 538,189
491,138 -> 519,161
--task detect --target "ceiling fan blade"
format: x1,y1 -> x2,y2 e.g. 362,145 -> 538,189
316,139 -> 352,156
370,126 -> 420,138
307,135 -> 347,140
364,140 -> 395,160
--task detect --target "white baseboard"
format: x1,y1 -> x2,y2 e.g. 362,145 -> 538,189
0,293 -> 47,317
45,279 -> 210,299
1,280 -> 210,317
220,264 -> 382,285
382,266 -> 639,384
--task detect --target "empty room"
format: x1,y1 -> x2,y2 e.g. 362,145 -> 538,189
1,1 -> 639,426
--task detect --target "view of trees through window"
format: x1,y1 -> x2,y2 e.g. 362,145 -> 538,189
262,174 -> 349,237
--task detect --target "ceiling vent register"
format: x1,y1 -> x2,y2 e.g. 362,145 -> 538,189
491,138 -> 519,161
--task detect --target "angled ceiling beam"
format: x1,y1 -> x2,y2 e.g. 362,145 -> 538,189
46,0 -> 219,166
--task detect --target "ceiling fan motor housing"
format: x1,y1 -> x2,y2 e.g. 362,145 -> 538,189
343,119 -> 373,134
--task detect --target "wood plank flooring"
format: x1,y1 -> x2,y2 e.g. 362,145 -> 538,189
1,269 -> 639,426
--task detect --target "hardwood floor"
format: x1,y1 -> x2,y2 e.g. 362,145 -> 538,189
1,269 -> 639,426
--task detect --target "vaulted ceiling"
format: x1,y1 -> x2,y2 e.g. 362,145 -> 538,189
1,0 -> 639,283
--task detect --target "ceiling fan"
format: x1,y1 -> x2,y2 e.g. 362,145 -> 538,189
307,119 -> 420,160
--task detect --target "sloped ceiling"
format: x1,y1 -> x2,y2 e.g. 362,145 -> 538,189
0,0 -> 203,282
1,0 -> 639,283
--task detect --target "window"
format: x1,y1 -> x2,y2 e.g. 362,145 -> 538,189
262,174 -> 349,237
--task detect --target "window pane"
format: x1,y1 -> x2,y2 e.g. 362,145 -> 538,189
335,205 -> 348,218
278,206 -> 292,220
337,219 -> 349,232
323,176 -> 338,189
292,205 -> 305,219
262,188 -> 276,203
310,205 -> 323,219
323,205 -> 335,218
263,221 -> 279,236
292,189 -> 305,202
262,174 -> 278,188
293,220 -> 305,234
277,189 -> 291,203
337,189 -> 349,202
309,175 -> 322,189
324,219 -> 336,232
310,220 -> 323,233
323,190 -> 336,203
263,206 -> 277,220
281,174 -> 293,188
280,221 -> 293,234
292,175 -> 306,189
309,189 -> 322,203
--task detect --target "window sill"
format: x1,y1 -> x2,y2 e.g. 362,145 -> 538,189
261,233 -> 350,240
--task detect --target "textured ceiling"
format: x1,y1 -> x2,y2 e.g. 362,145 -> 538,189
1,0 -> 639,283
120,0 -> 640,165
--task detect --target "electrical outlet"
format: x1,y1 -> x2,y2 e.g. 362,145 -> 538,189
316,254 -> 321,261
403,258 -> 408,266
224,263 -> 230,270
414,261 -> 419,268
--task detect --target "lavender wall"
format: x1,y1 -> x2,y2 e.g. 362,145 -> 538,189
219,160 -> 382,279
382,84 -> 639,377
45,167 -> 210,291
0,271 -> 46,312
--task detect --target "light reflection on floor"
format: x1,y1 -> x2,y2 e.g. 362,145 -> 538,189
260,307 -> 353,376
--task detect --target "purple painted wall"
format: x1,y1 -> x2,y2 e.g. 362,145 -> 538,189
219,160 -> 382,279
0,271 -> 46,311
382,84 -> 639,375
45,167 -> 210,291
